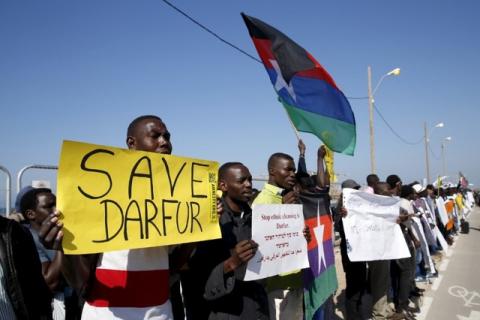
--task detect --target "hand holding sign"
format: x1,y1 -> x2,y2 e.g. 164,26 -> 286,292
282,190 -> 299,204
224,240 -> 258,273
38,211 -> 64,251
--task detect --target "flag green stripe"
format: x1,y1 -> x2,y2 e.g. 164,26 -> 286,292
304,266 -> 338,320
282,103 -> 356,155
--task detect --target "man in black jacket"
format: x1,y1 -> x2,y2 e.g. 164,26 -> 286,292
0,215 -> 52,319
198,162 -> 268,320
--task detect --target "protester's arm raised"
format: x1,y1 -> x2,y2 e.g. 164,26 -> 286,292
316,145 -> 330,189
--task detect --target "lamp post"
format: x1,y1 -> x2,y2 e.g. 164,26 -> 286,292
441,136 -> 452,177
424,122 -> 444,183
367,66 -> 400,174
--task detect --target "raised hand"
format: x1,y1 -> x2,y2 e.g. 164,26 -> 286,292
318,145 -> 327,159
298,139 -> 306,157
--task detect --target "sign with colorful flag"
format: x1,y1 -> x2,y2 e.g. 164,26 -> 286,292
242,13 -> 356,155
300,192 -> 338,319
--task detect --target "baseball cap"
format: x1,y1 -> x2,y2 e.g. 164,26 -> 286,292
412,184 -> 426,193
341,179 -> 361,190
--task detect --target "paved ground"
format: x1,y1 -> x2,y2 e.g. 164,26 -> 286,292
332,206 -> 480,320
418,207 -> 480,320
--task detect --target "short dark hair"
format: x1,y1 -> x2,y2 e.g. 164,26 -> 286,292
268,153 -> 293,171
127,115 -> 162,137
19,188 -> 52,214
219,162 -> 244,180
400,185 -> 415,198
374,182 -> 391,196
366,174 -> 380,187
386,175 -> 401,189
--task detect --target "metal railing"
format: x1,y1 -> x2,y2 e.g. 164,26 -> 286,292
0,165 -> 12,216
17,164 -> 58,193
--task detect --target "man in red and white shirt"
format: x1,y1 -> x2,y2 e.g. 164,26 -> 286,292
40,115 -> 190,319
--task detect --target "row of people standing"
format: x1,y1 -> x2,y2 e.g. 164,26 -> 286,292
337,173 -> 473,320
1,114 -> 335,320
3,114 -> 473,320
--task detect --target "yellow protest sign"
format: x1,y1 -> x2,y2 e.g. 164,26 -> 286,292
57,140 -> 221,254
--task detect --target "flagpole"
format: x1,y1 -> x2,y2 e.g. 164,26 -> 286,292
437,175 -> 440,199
283,107 -> 301,142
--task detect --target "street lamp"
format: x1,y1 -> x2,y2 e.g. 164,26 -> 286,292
441,136 -> 452,177
367,66 -> 401,174
424,122 -> 445,183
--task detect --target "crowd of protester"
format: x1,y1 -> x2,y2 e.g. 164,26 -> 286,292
0,114 -> 476,320
335,173 -> 475,320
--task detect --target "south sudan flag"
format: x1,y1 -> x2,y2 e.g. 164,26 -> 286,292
300,192 -> 338,319
242,13 -> 356,155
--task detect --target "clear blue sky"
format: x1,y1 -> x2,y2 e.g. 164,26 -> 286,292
1,1 -> 479,210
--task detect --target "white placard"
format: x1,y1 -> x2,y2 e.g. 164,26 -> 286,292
412,217 -> 436,274
433,226 -> 449,255
467,191 -> 475,207
244,204 -> 309,281
342,189 -> 410,261
435,197 -> 449,226
464,192 -> 474,219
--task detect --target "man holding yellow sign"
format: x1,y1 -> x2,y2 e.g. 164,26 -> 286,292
40,115 -> 221,320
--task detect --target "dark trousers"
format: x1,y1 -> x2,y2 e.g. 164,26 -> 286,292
368,260 -> 390,319
170,279 -> 186,320
342,252 -> 367,320
391,247 -> 415,312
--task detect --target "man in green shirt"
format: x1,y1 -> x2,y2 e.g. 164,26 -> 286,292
253,152 -> 303,320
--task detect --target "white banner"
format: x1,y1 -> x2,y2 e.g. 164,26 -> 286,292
467,191 -> 475,207
433,226 -> 449,255
342,189 -> 410,261
436,197 -> 449,226
244,204 -> 309,281
412,216 -> 436,274
464,192 -> 474,219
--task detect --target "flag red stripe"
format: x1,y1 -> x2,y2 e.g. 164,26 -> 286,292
304,215 -> 332,251
297,52 -> 339,90
251,38 -> 275,67
87,269 -> 169,308
251,39 -> 340,91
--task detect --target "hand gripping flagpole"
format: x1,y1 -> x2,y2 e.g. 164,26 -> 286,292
281,101 -> 301,142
